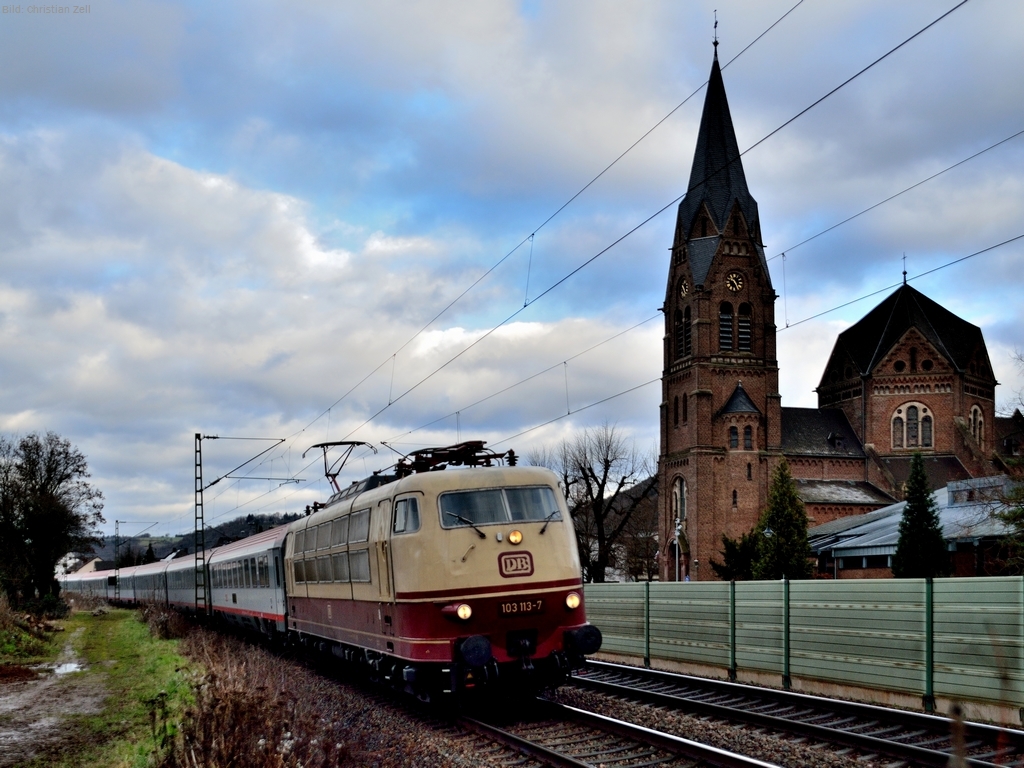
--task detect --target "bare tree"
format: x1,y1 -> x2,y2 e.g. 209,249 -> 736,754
531,424 -> 656,583
0,432 -> 104,606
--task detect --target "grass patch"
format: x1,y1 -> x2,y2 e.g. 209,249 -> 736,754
0,590 -> 61,663
18,606 -> 194,768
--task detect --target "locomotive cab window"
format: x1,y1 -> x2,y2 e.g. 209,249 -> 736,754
440,486 -> 560,529
393,498 -> 421,534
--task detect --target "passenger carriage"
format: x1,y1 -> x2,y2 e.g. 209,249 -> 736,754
208,525 -> 288,639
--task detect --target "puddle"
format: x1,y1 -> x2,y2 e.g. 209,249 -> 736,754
53,663 -> 83,675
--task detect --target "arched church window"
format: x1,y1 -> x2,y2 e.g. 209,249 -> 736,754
682,393 -> 688,424
921,415 -> 933,448
673,396 -> 679,427
743,425 -> 753,450
738,303 -> 752,352
719,303 -> 734,351
747,463 -> 752,480
683,306 -> 692,357
910,347 -> 918,372
971,405 -> 984,444
732,489 -> 738,507
729,426 -> 738,449
907,406 -> 919,447
892,416 -> 904,448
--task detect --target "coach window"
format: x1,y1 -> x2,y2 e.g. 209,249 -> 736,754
332,552 -> 350,582
394,498 -> 421,534
349,549 -> 371,582
332,516 -> 349,546
350,509 -> 370,543
250,557 -> 257,586
317,555 -> 332,583
317,523 -> 332,550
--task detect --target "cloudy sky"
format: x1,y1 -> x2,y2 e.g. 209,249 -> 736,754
1,0 -> 1022,538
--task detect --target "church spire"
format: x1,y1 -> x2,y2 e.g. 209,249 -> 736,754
675,48 -> 760,243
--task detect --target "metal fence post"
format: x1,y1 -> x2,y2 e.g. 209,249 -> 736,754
783,576 -> 791,690
644,580 -> 651,668
729,580 -> 737,682
923,577 -> 935,712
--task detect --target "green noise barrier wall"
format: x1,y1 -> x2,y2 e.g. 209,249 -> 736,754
584,577 -> 1024,712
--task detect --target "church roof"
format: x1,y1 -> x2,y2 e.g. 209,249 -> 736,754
718,381 -> 760,417
836,283 -> 986,375
675,52 -> 759,239
880,454 -> 971,490
795,479 -> 894,507
781,407 -> 864,458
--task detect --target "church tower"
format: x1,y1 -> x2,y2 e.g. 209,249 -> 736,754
659,46 -> 781,581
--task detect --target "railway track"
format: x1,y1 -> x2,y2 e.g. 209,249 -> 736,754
572,660 -> 1024,768
460,700 -> 781,767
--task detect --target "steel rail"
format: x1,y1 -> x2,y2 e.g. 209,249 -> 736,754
461,699 -> 782,768
575,660 -> 1024,768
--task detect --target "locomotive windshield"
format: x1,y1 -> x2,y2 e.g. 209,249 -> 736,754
439,486 -> 561,528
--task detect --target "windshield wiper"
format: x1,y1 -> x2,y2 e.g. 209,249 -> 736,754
539,509 -> 561,535
445,511 -> 486,539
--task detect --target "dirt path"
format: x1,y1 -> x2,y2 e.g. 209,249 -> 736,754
0,627 -> 109,767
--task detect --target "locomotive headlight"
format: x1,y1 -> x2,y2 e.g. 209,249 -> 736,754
441,602 -> 474,621
508,530 -> 523,545
565,592 -> 581,610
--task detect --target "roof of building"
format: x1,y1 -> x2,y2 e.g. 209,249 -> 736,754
675,52 -> 771,289
781,407 -> 865,457
718,381 -> 761,417
795,479 -> 895,507
808,475 -> 1014,557
834,283 -> 987,376
880,454 -> 971,489
995,409 -> 1024,459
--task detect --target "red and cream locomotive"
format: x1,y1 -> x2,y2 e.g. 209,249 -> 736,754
62,441 -> 601,699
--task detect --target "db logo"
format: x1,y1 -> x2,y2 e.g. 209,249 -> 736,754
498,551 -> 534,578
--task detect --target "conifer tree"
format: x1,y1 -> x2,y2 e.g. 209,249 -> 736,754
710,531 -> 758,581
892,452 -> 950,578
752,459 -> 813,580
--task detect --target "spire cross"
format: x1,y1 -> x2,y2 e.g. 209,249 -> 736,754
713,10 -> 719,50
902,253 -> 907,284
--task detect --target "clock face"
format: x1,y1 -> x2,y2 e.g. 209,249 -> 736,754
679,279 -> 689,298
725,271 -> 744,292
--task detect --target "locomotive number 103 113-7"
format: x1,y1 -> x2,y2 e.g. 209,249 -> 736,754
499,599 -> 544,616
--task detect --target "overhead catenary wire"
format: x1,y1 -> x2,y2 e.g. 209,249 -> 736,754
189,1 -> 979,525
766,126 -> 1024,264
281,1 -> 809,445
335,0 -> 972,444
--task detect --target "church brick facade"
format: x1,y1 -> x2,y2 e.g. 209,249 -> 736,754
658,48 -> 1005,582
